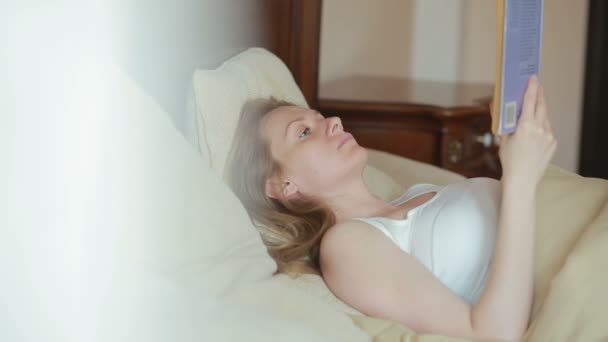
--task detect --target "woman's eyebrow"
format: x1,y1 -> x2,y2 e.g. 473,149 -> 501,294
284,117 -> 304,138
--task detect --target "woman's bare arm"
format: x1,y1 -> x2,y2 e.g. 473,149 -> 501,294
473,75 -> 556,341
470,179 -> 535,341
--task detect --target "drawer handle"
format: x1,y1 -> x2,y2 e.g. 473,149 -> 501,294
475,132 -> 499,147
447,140 -> 464,164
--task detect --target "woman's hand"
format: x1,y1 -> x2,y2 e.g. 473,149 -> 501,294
497,75 -> 557,189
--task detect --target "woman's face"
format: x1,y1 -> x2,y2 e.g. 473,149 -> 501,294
259,105 -> 367,199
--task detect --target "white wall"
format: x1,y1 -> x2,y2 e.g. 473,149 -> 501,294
534,0 -> 588,173
319,0 -> 417,82
320,0 -> 465,83
320,0 -> 589,172
116,0 -> 272,131
460,0 -> 498,83
410,0 -> 465,81
4,0 -> 271,132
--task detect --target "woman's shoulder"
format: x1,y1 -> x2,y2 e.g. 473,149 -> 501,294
319,219 -> 401,276
323,219 -> 376,242
319,220 -> 369,272
320,219 -> 387,256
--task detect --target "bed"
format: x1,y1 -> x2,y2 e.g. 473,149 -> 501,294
183,47 -> 608,342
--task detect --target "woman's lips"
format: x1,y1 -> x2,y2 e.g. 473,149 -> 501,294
338,133 -> 354,149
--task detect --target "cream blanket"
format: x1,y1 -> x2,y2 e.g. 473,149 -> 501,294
348,150 -> 608,342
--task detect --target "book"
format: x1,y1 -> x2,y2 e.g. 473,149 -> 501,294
492,0 -> 544,135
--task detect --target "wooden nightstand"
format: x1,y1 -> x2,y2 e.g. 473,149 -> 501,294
318,76 -> 502,179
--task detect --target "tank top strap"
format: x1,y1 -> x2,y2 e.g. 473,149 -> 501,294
351,217 -> 412,253
351,217 -> 394,239
392,183 -> 441,205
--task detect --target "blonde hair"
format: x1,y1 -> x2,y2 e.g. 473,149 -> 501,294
225,97 -> 336,277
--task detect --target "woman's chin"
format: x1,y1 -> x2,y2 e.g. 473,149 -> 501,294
348,146 -> 369,171
353,144 -> 368,161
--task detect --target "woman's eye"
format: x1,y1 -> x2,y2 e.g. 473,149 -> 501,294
299,127 -> 311,139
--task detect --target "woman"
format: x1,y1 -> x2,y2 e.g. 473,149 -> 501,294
226,75 -> 556,342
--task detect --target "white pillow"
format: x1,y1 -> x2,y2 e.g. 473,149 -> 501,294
192,47 -> 308,176
2,61 -> 375,341
69,62 -> 282,340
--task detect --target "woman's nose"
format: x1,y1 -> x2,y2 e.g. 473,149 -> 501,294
326,117 -> 343,136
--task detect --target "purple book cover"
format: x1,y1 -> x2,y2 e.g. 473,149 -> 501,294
499,0 -> 544,134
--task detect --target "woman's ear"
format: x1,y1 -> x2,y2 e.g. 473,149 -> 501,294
265,179 -> 282,199
282,181 -> 298,198
265,179 -> 298,199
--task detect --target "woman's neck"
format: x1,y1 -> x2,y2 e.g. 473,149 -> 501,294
322,179 -> 397,224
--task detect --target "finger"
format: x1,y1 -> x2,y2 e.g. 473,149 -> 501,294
536,84 -> 550,131
521,75 -> 539,123
538,87 -> 554,135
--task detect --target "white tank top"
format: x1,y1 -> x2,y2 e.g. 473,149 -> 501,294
353,177 -> 501,305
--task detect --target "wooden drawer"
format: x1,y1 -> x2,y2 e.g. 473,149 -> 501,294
440,116 -> 501,178
344,124 -> 439,165
322,105 -> 442,164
